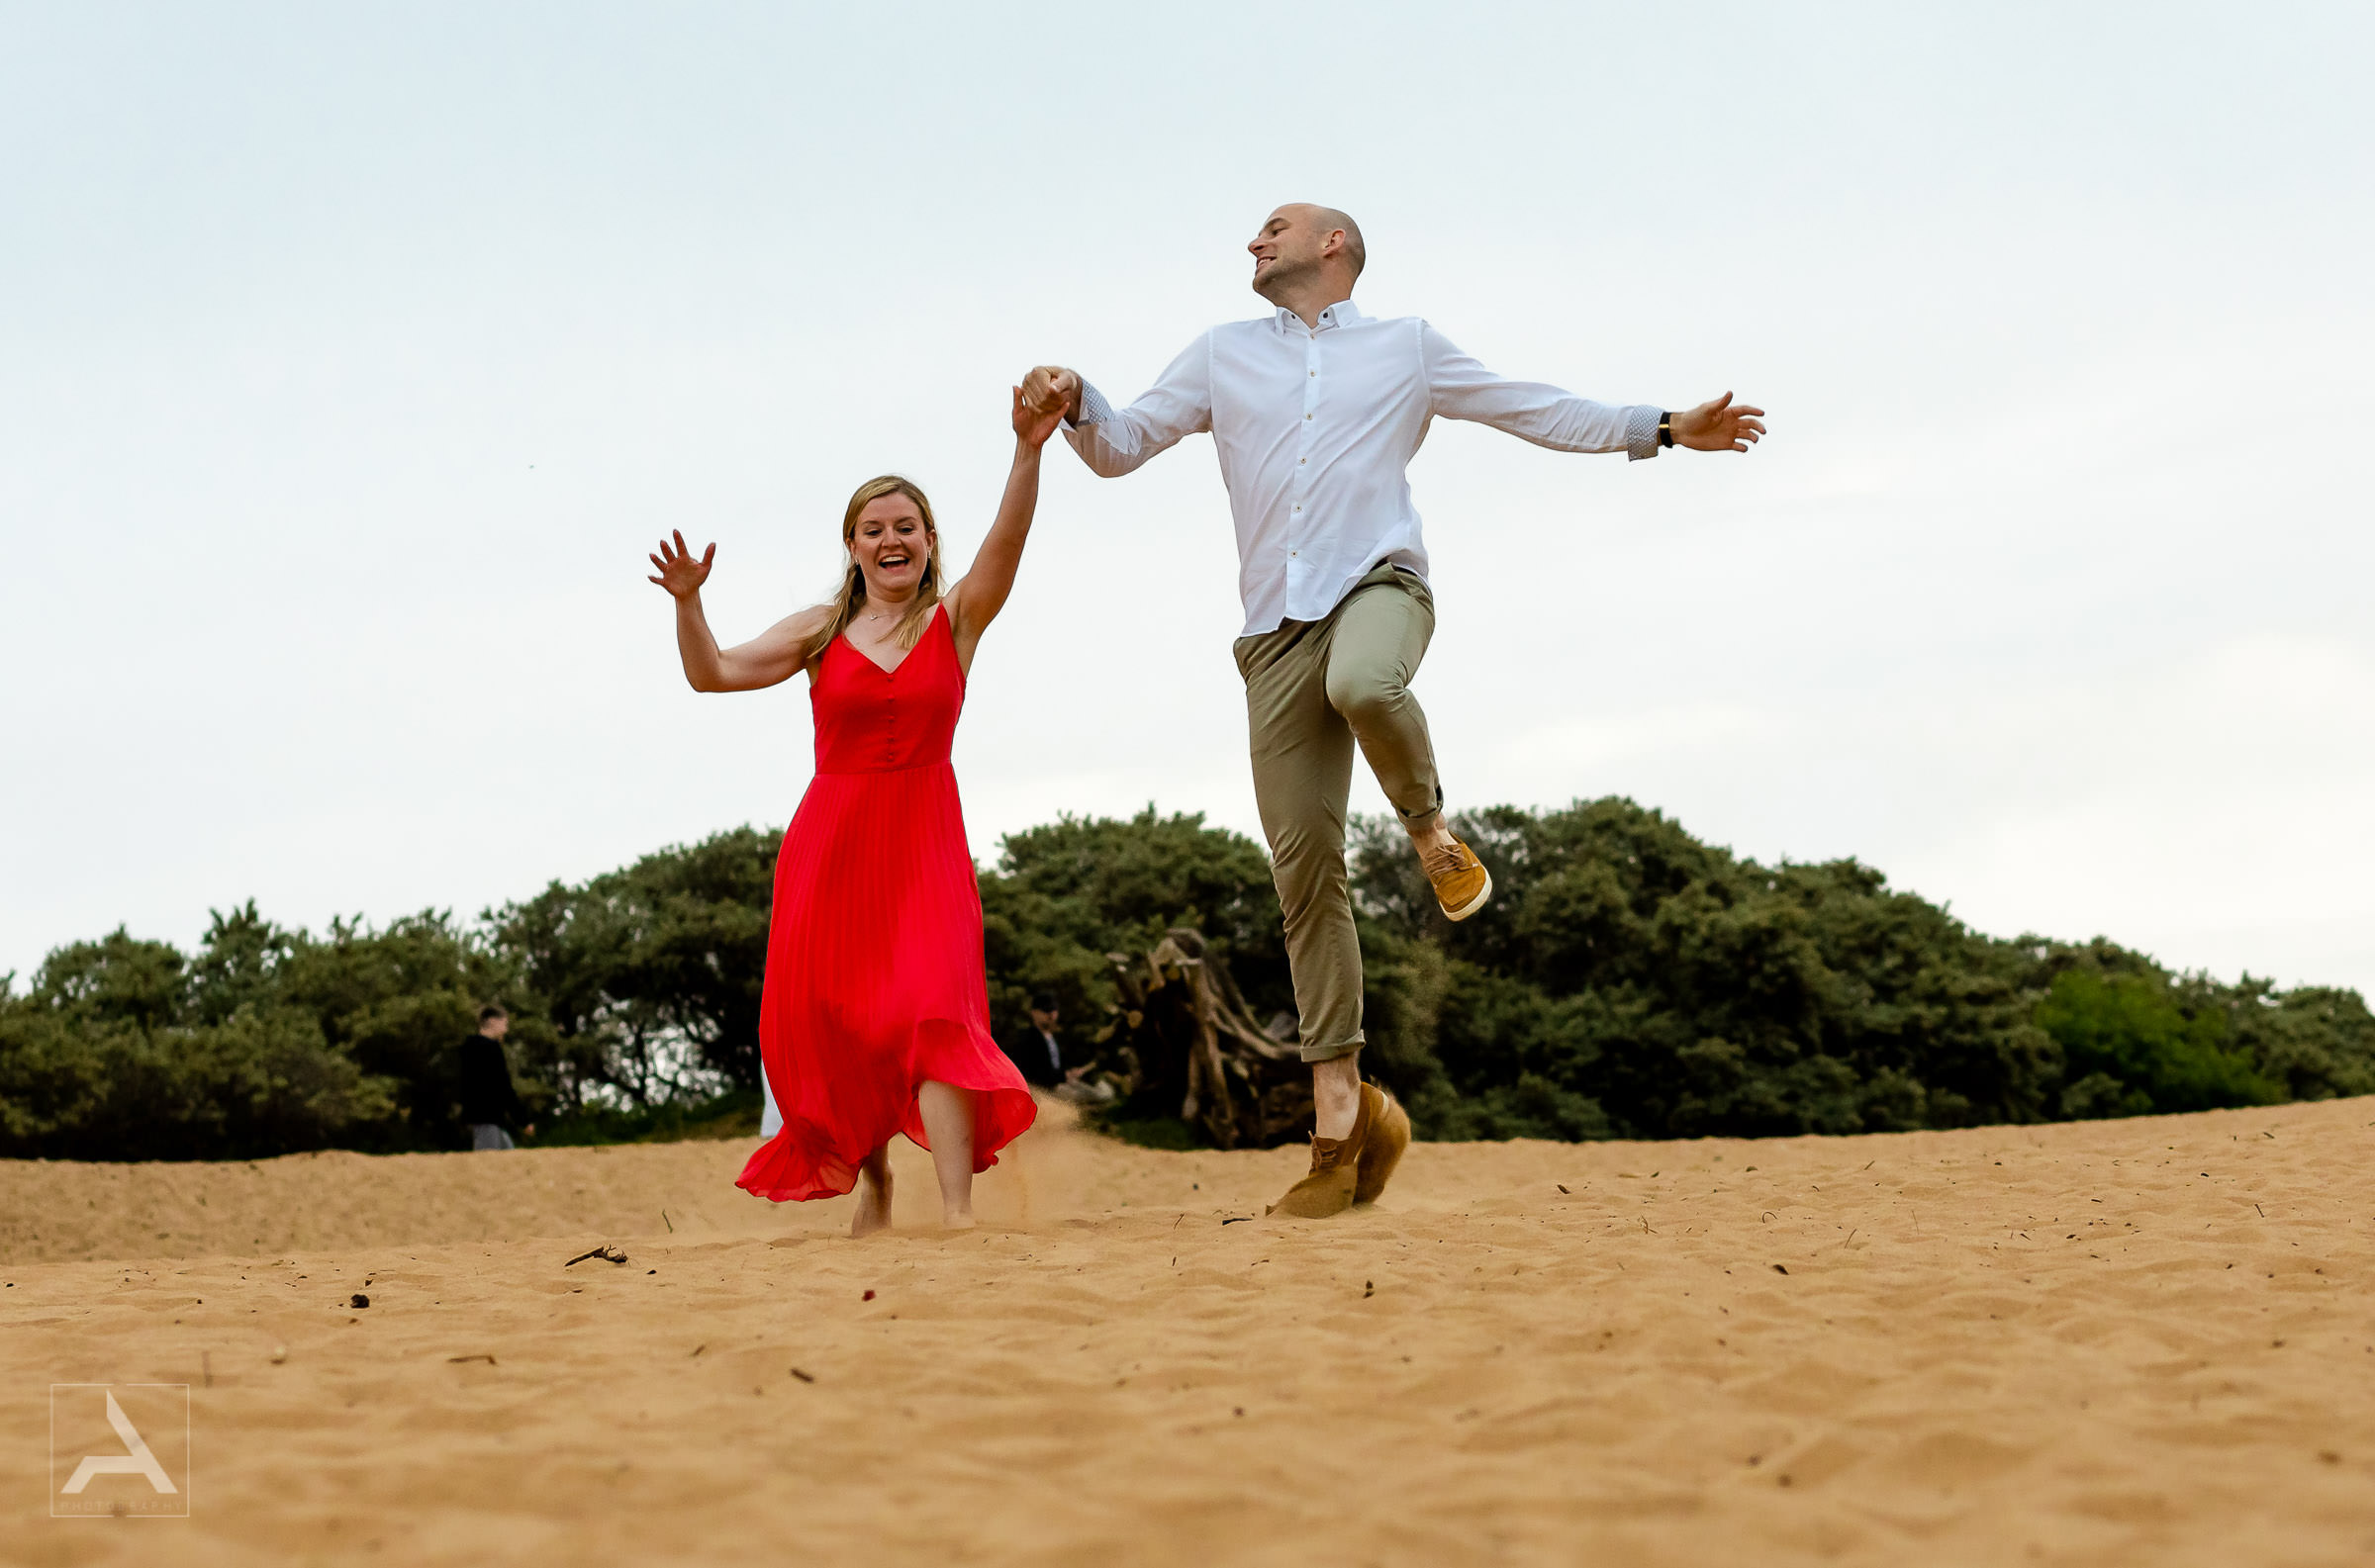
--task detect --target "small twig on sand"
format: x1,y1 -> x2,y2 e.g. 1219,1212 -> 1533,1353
446,1354 -> 497,1365
565,1244 -> 629,1267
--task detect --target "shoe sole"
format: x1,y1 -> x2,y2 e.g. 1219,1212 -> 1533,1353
1440,866 -> 1493,922
1354,1090 -> 1410,1205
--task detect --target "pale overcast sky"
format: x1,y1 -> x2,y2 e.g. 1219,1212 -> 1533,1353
4,3 -> 2371,997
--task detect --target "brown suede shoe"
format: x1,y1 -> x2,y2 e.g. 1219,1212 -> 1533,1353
1423,835 -> 1492,922
1269,1080 -> 1381,1220
1354,1083 -> 1410,1205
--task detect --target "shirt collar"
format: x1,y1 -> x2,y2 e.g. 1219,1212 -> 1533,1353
1276,298 -> 1364,333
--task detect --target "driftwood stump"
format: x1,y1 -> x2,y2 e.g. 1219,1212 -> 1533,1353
1089,928 -> 1312,1149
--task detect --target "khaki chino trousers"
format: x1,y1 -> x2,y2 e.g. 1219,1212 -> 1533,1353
1232,562 -> 1442,1063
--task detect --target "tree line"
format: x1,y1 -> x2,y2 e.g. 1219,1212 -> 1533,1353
4,799 -> 2369,1160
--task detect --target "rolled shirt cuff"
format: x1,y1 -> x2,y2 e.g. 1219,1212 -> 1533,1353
1063,380 -> 1115,431
1624,404 -> 1663,461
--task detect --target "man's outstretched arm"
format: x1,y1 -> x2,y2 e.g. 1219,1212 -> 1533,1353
1022,334 -> 1213,479
1420,322 -> 1764,460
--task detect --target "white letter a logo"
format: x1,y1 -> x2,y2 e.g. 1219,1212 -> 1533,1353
61,1392 -> 178,1495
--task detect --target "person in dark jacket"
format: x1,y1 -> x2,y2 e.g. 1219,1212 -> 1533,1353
999,994 -> 1115,1104
999,992 -> 1069,1090
457,1005 -> 533,1151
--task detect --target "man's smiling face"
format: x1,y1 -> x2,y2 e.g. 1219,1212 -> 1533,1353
1248,204 -> 1329,303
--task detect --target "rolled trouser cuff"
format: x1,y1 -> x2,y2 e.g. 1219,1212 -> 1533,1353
1297,1033 -> 1365,1064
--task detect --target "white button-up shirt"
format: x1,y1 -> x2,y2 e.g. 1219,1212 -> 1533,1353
1065,300 -> 1662,636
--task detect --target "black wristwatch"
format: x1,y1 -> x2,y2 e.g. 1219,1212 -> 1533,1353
1658,412 -> 1674,449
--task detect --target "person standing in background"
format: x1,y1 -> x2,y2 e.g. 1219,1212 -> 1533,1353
1000,991 -> 1069,1090
1001,993 -> 1117,1106
457,1004 -> 533,1151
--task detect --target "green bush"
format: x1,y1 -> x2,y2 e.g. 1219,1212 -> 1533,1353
494,826 -> 776,1105
0,924 -> 397,1159
2036,969 -> 2283,1116
1343,798 -> 2362,1141
980,807 -> 1292,1034
5,800 -> 2369,1159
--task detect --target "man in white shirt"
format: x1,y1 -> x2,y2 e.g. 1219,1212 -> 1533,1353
1022,204 -> 1763,1218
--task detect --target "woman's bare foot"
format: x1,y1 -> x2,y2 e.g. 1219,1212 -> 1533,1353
849,1150 -> 893,1238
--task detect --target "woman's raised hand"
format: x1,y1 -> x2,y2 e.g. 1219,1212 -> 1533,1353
1020,365 -> 1080,421
1011,385 -> 1064,449
647,529 -> 716,599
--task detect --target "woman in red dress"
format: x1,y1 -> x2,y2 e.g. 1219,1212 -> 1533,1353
645,388 -> 1062,1234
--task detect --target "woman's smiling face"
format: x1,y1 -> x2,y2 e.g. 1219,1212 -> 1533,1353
849,494 -> 933,601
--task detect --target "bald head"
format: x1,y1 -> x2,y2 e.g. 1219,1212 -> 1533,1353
1299,205 -> 1365,280
1248,203 -> 1367,314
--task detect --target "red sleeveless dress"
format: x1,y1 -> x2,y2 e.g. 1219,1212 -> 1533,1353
735,605 -> 1036,1203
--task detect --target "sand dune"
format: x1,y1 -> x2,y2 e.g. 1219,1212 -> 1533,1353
6,1097 -> 2374,1565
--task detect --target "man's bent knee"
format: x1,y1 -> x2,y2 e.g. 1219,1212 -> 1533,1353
1325,673 -> 1405,729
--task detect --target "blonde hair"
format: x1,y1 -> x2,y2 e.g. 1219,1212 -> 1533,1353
802,474 -> 943,668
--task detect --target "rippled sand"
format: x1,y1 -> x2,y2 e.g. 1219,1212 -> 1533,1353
6,1096 -> 2372,1565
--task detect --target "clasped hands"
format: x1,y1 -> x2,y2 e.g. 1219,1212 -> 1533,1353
1020,366 -> 1083,426
1009,373 -> 1069,447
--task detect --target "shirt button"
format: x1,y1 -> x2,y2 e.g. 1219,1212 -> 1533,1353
1309,370 -> 1316,377
1298,456 -> 1306,463
1293,505 -> 1300,511
1304,413 -> 1312,420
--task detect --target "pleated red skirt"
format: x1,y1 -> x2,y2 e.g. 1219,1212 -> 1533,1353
735,606 -> 1035,1203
